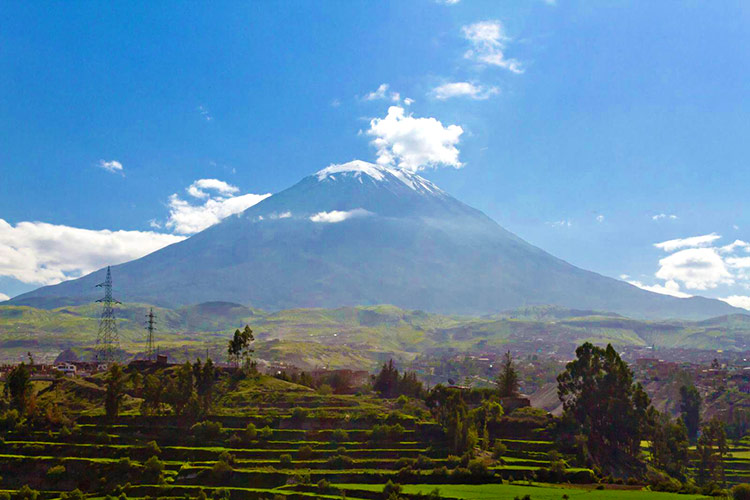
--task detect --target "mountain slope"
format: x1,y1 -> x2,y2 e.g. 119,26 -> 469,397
10,161 -> 741,319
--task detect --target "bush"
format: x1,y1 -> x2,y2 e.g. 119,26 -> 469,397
190,421 -> 223,441
46,464 -> 66,478
492,440 -> 507,459
734,485 -> 750,500
291,407 -> 308,421
144,456 -> 164,477
60,489 -> 84,500
244,423 -> 257,441
298,445 -> 314,460
467,459 -> 491,478
258,426 -> 273,440
218,451 -> 236,466
211,459 -> 233,480
317,479 -> 330,491
326,454 -> 354,468
415,454 -> 433,469
145,440 -> 161,455
279,454 -> 293,467
331,428 -> 349,442
317,384 -> 333,395
228,433 -> 242,446
394,457 -> 415,470
59,426 -> 72,439
383,481 -> 402,498
15,486 -> 39,500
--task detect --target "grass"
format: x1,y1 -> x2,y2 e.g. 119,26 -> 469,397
335,483 -> 713,500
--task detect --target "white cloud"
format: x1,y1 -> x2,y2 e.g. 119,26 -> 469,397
655,247 -> 733,290
462,20 -> 523,73
403,98 -> 414,106
309,209 -> 372,224
654,233 -> 721,252
0,292 -> 9,302
720,295 -> 750,311
596,215 -> 605,223
431,82 -> 499,100
186,178 -> 240,199
363,83 -> 402,103
719,239 -> 750,254
166,190 -> 271,235
627,279 -> 692,298
198,105 -> 213,122
148,219 -> 161,229
436,0 -> 460,4
367,106 -> 463,172
549,219 -> 572,228
652,213 -> 678,221
98,160 -> 123,174
0,219 -> 185,286
331,99 -> 341,108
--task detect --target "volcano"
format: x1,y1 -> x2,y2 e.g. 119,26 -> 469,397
10,161 -> 740,319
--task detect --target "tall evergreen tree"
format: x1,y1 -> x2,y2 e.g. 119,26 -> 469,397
4,363 -> 33,415
679,384 -> 702,442
105,364 -> 125,421
373,359 -> 400,398
496,351 -> 519,397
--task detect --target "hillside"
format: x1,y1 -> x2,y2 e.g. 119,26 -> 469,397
8,161 -> 741,320
1,302 -> 748,366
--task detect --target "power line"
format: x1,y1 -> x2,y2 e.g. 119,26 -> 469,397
95,266 -> 121,364
145,308 -> 156,362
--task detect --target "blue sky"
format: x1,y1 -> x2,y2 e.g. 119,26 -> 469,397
2,1 -> 750,308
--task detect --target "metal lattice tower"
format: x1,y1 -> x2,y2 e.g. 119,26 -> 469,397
145,308 -> 156,361
95,266 -> 121,364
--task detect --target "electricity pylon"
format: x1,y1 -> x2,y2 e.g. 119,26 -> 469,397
95,266 -> 121,364
145,308 -> 156,361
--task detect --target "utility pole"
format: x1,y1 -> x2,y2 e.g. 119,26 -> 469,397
95,266 -> 121,364
145,308 -> 156,362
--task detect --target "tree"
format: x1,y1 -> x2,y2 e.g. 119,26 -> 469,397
373,359 -> 400,398
496,351 -> 519,398
228,325 -> 254,368
105,364 -> 125,421
4,363 -> 33,415
650,411 -> 689,479
194,358 -> 216,413
679,384 -> 702,442
696,417 -> 727,486
557,343 -> 651,471
141,374 -> 164,415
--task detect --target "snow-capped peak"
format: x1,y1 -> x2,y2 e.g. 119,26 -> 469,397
315,160 -> 444,195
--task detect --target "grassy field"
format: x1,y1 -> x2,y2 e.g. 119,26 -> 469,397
335,483 -> 713,500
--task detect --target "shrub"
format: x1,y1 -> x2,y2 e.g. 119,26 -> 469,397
415,454 -> 433,469
145,440 -> 161,455
331,428 -> 349,442
298,445 -> 314,460
59,426 -> 72,439
46,464 -> 66,478
258,426 -> 273,440
326,454 -> 354,468
15,486 -> 39,500
211,459 -> 233,480
291,407 -> 308,421
0,493 -> 9,500
317,479 -> 330,491
190,421 -> 223,441
446,455 -> 460,468
432,466 -> 448,476
279,454 -> 293,467
228,433 -> 242,446
383,481 -> 402,498
734,485 -> 750,500
244,423 -> 257,441
467,459 -> 490,478
144,456 -> 164,476
394,457 -> 415,470
317,384 -> 333,395
60,489 -> 85,500
218,451 -> 236,466
492,440 -> 507,459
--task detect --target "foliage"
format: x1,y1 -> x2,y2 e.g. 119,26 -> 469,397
649,411 -> 689,480
4,363 -> 33,415
733,484 -> 750,500
696,417 -> 728,486
557,342 -> 651,471
191,420 -> 223,441
496,351 -> 519,398
679,384 -> 702,442
227,325 -> 254,368
105,363 -> 126,421
15,486 -> 39,500
373,359 -> 424,398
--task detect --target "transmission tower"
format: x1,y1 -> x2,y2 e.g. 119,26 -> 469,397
95,266 -> 121,364
145,308 -> 156,361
